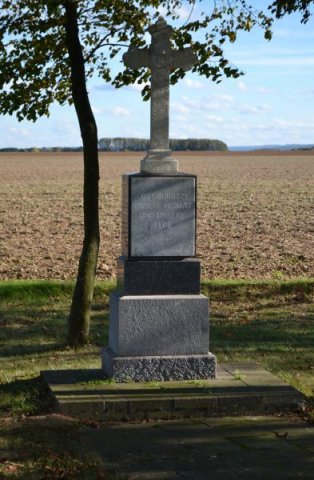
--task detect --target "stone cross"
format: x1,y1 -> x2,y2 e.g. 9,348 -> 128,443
123,17 -> 197,172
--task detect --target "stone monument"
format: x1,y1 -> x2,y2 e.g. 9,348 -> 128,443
102,17 -> 216,382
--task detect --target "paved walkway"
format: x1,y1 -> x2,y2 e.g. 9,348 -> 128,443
81,415 -> 313,479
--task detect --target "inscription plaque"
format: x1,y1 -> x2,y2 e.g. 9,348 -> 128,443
129,176 -> 196,257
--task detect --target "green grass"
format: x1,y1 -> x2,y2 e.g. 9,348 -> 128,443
0,278 -> 313,476
0,280 -> 116,416
1,278 -> 312,303
0,279 -> 116,303
201,277 -> 314,302
0,279 -> 121,478
0,415 -> 120,479
0,277 -> 313,413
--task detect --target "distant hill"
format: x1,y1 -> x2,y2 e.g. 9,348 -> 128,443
230,144 -> 314,151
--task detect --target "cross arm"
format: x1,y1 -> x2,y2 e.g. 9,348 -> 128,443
123,47 -> 151,69
170,48 -> 198,71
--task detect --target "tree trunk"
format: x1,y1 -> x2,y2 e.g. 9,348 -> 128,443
64,1 -> 100,346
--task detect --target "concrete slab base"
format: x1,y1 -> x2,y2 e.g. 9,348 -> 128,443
102,347 -> 217,382
41,363 -> 306,422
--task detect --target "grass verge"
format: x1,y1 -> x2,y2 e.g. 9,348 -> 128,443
1,277 -> 313,410
0,278 -> 313,477
0,415 -> 120,479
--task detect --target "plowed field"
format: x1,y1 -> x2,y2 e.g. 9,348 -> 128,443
0,151 -> 313,280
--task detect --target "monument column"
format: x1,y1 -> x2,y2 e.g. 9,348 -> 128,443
102,18 -> 216,382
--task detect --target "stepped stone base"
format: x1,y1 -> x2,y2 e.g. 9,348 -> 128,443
41,363 -> 306,421
102,347 -> 216,382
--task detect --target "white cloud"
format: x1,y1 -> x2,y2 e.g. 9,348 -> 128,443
111,106 -> 131,117
273,118 -> 314,129
170,110 -> 314,146
205,114 -> 223,123
257,86 -> 276,95
184,78 -> 204,89
238,81 -> 248,92
179,94 -> 234,114
238,103 -> 272,114
173,115 -> 188,123
274,28 -> 314,40
0,118 -> 83,148
124,127 -> 143,137
157,3 -> 199,22
235,56 -> 314,67
259,104 -> 272,112
128,82 -> 148,92
93,83 -> 115,92
181,96 -> 201,109
7,126 -> 31,137
211,94 -> 234,103
92,106 -> 104,114
0,124 -> 32,147
171,102 -> 190,113
232,46 -> 314,58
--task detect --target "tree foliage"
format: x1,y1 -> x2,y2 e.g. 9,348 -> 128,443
0,0 -> 275,120
0,1 -> 312,121
269,0 -> 313,22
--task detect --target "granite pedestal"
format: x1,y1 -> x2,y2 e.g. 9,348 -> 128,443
102,172 -> 216,382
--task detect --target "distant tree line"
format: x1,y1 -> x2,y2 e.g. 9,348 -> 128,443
0,147 -> 83,152
0,138 -> 228,152
98,137 -> 228,151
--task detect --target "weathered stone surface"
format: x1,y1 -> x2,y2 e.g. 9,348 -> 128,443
123,174 -> 196,257
123,17 -> 197,173
117,256 -> 200,295
102,347 -> 216,382
108,18 -> 209,383
108,292 -> 209,356
140,150 -> 178,174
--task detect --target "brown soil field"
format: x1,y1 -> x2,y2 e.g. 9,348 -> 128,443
0,151 -> 313,281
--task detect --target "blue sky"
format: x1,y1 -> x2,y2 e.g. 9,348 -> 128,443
0,2 -> 313,148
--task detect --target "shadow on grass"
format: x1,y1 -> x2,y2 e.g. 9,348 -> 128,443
212,319 -> 314,348
1,293 -> 313,407
212,313 -> 314,386
1,299 -> 313,365
0,342 -> 67,357
0,304 -> 108,357
0,415 -> 116,479
0,377 -> 45,416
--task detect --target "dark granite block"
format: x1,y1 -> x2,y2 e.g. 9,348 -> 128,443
117,256 -> 200,295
